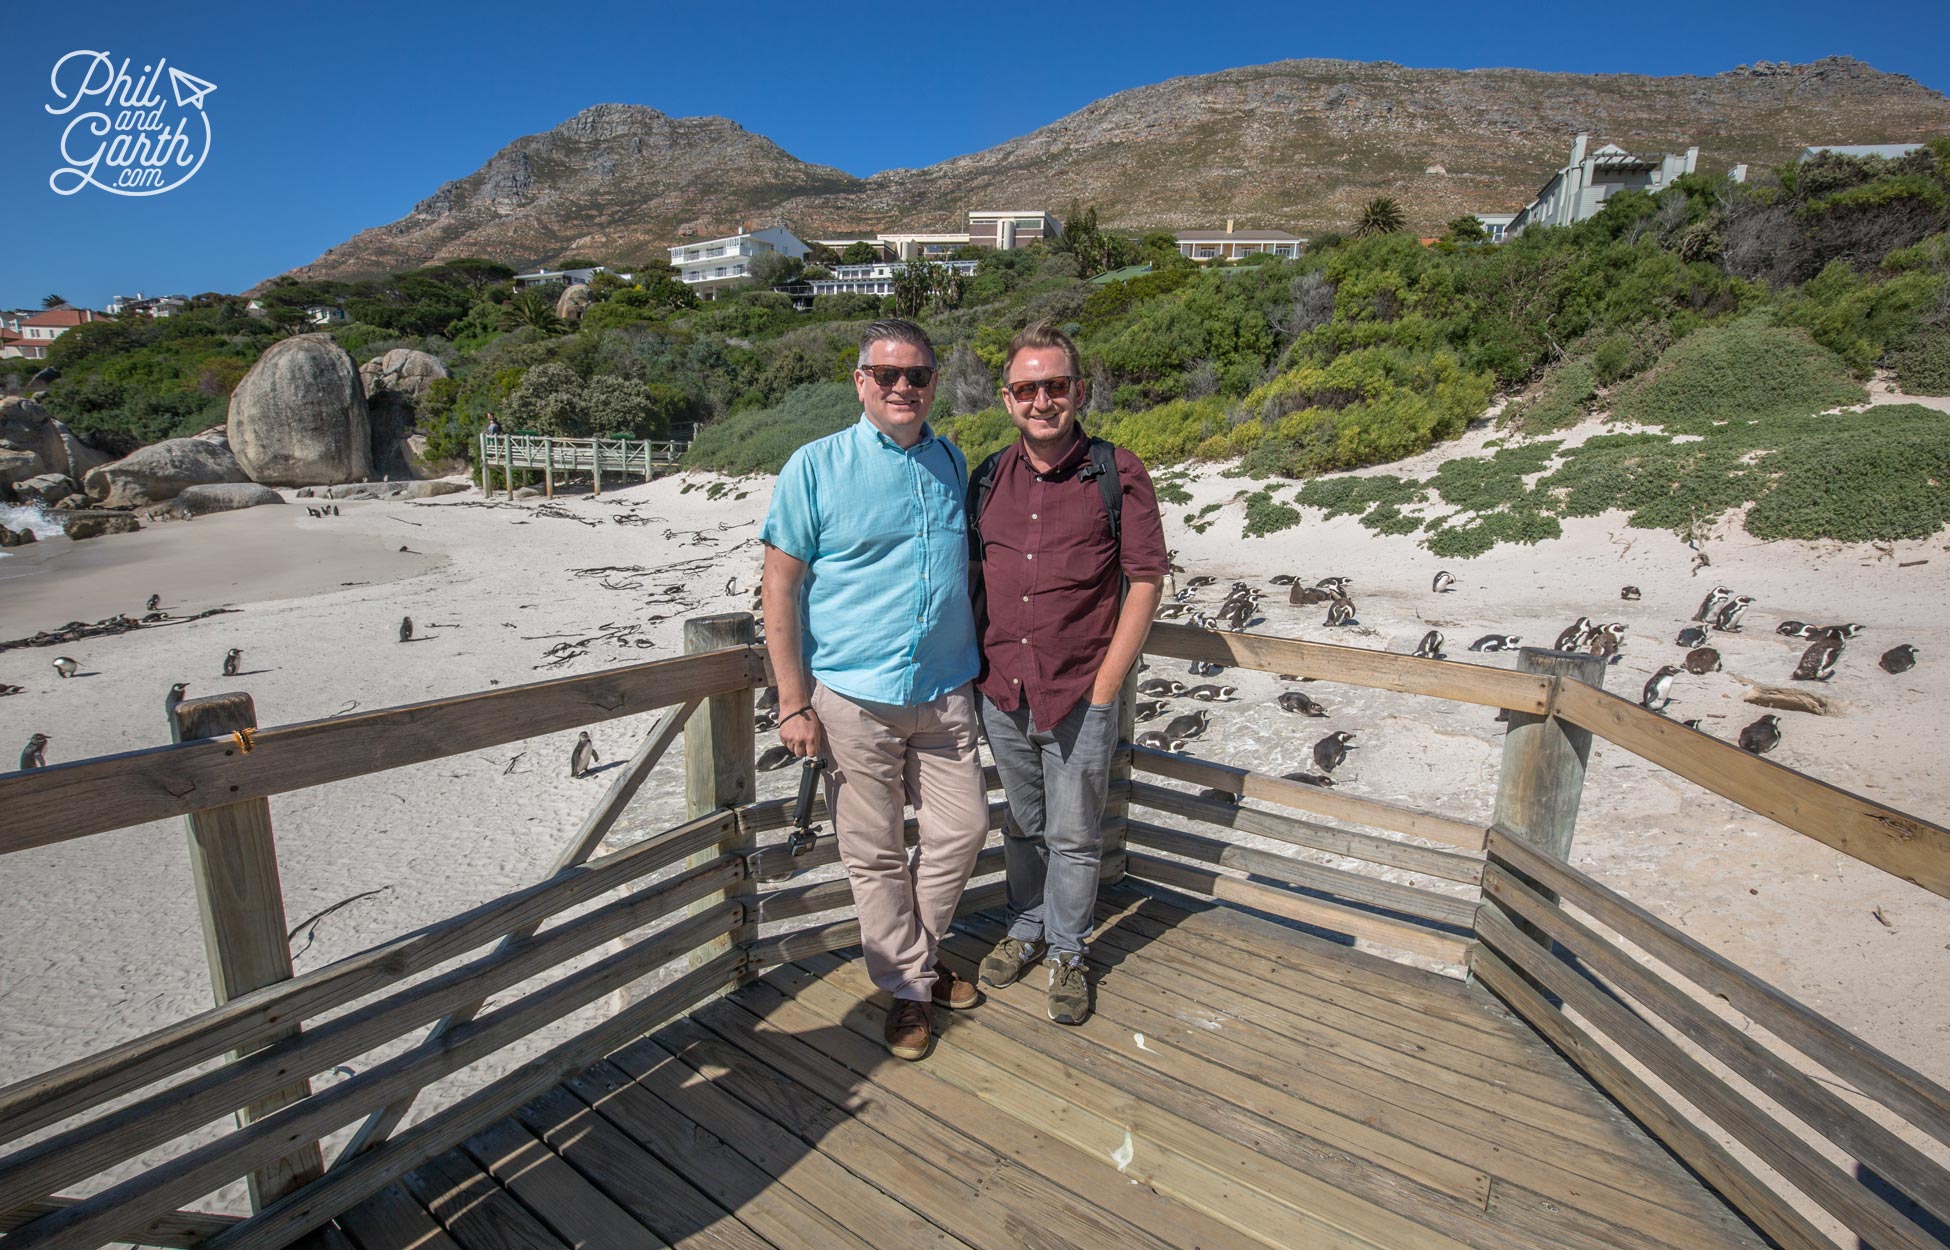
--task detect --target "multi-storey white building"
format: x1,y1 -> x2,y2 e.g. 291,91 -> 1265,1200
1174,221 -> 1305,261
1506,134 -> 1699,237
805,259 -> 981,299
670,227 -> 808,298
510,266 -> 629,291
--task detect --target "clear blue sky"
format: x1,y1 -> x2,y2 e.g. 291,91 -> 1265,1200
5,0 -> 1945,310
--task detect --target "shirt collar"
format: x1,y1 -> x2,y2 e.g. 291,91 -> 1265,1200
1014,426 -> 1088,478
855,411 -> 937,454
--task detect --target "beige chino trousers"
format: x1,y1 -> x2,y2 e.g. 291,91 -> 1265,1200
812,681 -> 989,1002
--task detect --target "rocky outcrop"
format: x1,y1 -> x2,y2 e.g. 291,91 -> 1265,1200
1,447 -> 45,499
294,479 -> 467,500
0,396 -> 109,484
227,334 -> 374,486
167,482 -> 286,516
83,438 -> 249,508
14,474 -> 77,507
556,284 -> 593,322
0,524 -> 36,547
61,512 -> 141,541
360,349 -> 449,401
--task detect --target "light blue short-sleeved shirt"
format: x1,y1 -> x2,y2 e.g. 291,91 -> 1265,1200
762,414 -> 978,706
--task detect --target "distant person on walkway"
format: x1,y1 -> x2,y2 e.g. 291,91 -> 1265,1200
761,318 -> 988,1062
484,414 -> 501,438
969,322 -> 1166,1025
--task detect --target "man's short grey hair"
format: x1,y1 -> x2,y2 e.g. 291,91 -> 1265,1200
857,319 -> 936,368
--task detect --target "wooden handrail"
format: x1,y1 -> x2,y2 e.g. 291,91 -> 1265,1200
0,1199 -> 238,1247
0,646 -> 762,853
1144,621 -> 1552,712
1551,680 -> 1950,900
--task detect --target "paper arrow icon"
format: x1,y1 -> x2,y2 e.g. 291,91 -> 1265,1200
167,66 -> 217,110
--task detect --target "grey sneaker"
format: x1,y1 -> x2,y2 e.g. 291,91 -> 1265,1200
1045,951 -> 1090,1025
979,936 -> 1042,988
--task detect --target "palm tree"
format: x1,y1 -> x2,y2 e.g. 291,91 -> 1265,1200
41,294 -> 68,309
1353,197 -> 1408,239
499,289 -> 564,335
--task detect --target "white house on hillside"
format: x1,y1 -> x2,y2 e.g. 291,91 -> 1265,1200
1506,134 -> 1698,237
511,266 -> 630,291
806,259 -> 981,298
670,227 -> 808,297
1175,222 -> 1305,261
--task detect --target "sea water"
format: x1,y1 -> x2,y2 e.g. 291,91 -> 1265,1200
0,503 -> 66,559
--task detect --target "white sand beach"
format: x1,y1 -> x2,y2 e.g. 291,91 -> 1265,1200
2,444 -> 1946,1220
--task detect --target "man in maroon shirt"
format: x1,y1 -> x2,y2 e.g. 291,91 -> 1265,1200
969,322 -> 1166,1024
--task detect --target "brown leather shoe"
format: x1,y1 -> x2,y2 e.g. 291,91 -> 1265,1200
930,961 -> 980,1010
884,998 -> 932,1060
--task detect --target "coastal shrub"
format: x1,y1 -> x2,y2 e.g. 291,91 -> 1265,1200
1425,508 -> 1563,558
936,406 -> 1016,466
1092,397 -> 1229,465
1893,330 -> 1950,395
1242,488 -> 1302,536
1610,314 -> 1864,431
1506,361 -> 1596,433
1743,406 -> 1950,541
683,380 -> 859,475
1293,473 -> 1424,519
1427,440 -> 1561,513
1361,503 -> 1423,536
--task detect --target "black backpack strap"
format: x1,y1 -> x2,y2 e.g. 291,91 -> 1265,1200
1083,437 -> 1122,545
967,449 -> 1004,561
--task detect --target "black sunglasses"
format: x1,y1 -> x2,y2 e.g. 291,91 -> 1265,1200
1003,375 -> 1077,403
862,364 -> 937,389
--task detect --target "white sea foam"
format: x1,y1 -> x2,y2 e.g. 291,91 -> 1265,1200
0,502 -> 66,557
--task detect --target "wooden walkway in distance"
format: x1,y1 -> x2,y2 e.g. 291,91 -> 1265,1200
334,885 -> 1768,1250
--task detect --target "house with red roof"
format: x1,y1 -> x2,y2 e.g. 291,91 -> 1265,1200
1,307 -> 103,360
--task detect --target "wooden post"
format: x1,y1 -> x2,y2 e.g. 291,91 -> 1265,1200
171,693 -> 325,1210
1490,648 -> 1608,973
643,439 -> 653,484
502,434 -> 514,500
592,438 -> 603,497
683,614 -> 756,975
1102,665 -> 1138,882
543,437 -> 554,498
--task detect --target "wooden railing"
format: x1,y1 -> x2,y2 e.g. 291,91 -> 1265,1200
1,614 -> 1946,1249
475,432 -> 689,499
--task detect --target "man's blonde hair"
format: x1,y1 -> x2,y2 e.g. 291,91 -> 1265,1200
1003,321 -> 1082,379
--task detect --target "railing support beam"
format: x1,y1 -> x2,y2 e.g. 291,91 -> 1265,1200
684,614 -> 758,977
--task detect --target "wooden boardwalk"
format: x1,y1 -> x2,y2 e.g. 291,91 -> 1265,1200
335,885 -> 1764,1250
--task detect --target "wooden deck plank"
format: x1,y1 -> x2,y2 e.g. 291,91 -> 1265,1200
797,950 -> 1460,1250
599,1038 -> 976,1250
333,1182 -> 463,1250
400,1150 -> 570,1250
514,1087 -> 776,1250
957,915 -> 1749,1250
717,975 -> 1266,1250
463,1118 -> 669,1249
563,1063 -> 866,1250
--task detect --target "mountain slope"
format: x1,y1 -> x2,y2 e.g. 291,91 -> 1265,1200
286,58 -> 1950,280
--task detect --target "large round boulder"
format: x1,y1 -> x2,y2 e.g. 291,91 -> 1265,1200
15,473 -> 77,507
1,446 -> 45,499
168,482 -> 286,516
0,396 -> 109,483
60,512 -> 141,541
227,334 -> 373,486
359,349 -> 448,402
83,437 -> 249,508
556,283 -> 593,322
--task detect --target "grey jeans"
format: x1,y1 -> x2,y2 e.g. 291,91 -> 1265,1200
979,693 -> 1119,958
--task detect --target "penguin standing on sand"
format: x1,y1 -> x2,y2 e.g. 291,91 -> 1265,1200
570,731 -> 600,778
1640,665 -> 1681,711
1413,630 -> 1445,660
1313,731 -> 1357,773
222,649 -> 242,677
399,616 -> 414,644
1880,645 -> 1919,674
1586,623 -> 1627,660
1739,715 -> 1782,756
1713,596 -> 1755,633
1694,586 -> 1734,623
1791,639 -> 1842,682
146,594 -> 161,612
19,734 -> 49,770
1553,618 -> 1592,652
164,682 -> 189,740
1432,571 -> 1456,593
1325,596 -> 1357,627
52,656 -> 79,679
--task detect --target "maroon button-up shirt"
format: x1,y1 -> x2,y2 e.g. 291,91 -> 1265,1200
975,431 -> 1168,729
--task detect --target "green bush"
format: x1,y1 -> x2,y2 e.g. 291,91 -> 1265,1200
1610,315 -> 1865,431
683,381 -> 861,475
1425,508 -> 1563,558
1893,330 -> 1950,395
1293,473 -> 1424,518
1507,361 -> 1596,433
1242,489 -> 1302,536
1744,406 -> 1950,541
1427,440 -> 1561,512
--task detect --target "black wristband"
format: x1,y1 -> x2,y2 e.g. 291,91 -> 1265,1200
779,706 -> 815,726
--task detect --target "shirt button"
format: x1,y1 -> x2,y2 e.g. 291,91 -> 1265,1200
1021,638 -> 1029,644
1013,677 -> 1020,684
1025,553 -> 1033,560
1030,513 -> 1038,520
1020,595 -> 1028,602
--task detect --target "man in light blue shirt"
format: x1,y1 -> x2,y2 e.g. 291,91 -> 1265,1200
761,319 -> 988,1061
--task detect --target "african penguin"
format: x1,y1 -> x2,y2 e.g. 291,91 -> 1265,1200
146,594 -> 161,612
1694,586 -> 1734,623
1154,603 -> 1189,620
1640,666 -> 1680,711
164,682 -> 189,737
1469,634 -> 1522,652
1277,691 -> 1328,717
1293,585 -> 1336,605
1312,731 -> 1356,773
1163,710 -> 1211,741
756,744 -> 796,772
1186,684 -> 1238,702
1135,731 -> 1188,752
1185,575 -> 1217,589
1790,639 -> 1842,682
1188,660 -> 1226,677
1879,645 -> 1919,674
1675,626 -> 1711,648
52,656 -> 78,679
19,734 -> 49,770
1134,700 -> 1166,722
1553,618 -> 1592,652
1682,647 -> 1723,675
1713,595 -> 1755,632
1619,586 -> 1641,601
1432,571 -> 1457,593
399,616 -> 414,643
1413,630 -> 1445,660
1137,678 -> 1187,698
1269,574 -> 1298,586
1314,576 -> 1352,592
222,648 -> 242,677
1324,597 -> 1357,627
1196,788 -> 1240,806
1279,770 -> 1337,788
571,731 -> 601,777
1776,621 -> 1815,638
1811,623 -> 1864,641
1738,715 -> 1782,756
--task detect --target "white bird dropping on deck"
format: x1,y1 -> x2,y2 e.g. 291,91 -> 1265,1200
1133,1032 -> 1153,1052
1111,1130 -> 1135,1172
